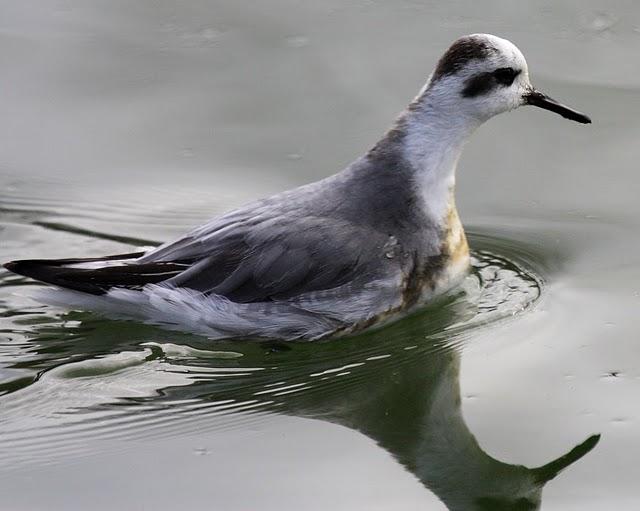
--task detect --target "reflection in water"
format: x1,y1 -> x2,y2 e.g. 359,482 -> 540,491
285,337 -> 600,511
0,240 -> 599,509
161,321 -> 598,511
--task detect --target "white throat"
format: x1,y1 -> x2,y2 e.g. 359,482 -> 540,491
402,88 -> 483,223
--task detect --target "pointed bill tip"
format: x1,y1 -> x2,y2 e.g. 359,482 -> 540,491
524,89 -> 592,124
573,112 -> 592,124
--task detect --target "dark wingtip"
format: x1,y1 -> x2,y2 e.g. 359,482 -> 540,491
3,259 -> 47,280
4,260 -> 22,273
3,253 -> 185,296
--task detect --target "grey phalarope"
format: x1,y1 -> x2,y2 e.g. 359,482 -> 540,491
4,34 -> 591,340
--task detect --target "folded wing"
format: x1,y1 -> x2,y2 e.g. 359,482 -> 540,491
156,215 -> 388,303
5,215 -> 391,303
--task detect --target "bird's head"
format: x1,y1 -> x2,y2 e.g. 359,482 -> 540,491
424,34 -> 590,124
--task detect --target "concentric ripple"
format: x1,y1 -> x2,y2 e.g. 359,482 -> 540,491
0,228 -> 543,470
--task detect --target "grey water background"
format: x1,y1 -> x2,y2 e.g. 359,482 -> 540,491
1,1 -> 639,509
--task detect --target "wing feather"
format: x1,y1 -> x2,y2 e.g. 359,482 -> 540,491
6,205 -> 394,305
160,215 -> 390,303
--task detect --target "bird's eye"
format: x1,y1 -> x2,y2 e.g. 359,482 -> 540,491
493,67 -> 519,86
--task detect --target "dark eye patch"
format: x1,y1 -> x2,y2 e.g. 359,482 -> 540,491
494,67 -> 520,86
461,72 -> 493,97
461,67 -> 522,97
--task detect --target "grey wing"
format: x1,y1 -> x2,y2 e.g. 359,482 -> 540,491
142,214 -> 397,304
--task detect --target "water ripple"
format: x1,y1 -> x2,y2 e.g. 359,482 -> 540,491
0,232 -> 543,470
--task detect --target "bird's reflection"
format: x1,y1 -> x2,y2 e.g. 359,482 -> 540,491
150,301 -> 598,510
2,289 -> 598,511
256,329 -> 597,510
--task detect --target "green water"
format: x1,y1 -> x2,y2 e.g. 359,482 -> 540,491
1,1 -> 639,509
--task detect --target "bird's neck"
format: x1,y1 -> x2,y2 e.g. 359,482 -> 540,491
400,92 -> 482,223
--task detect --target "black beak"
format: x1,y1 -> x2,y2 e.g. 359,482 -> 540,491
524,88 -> 591,124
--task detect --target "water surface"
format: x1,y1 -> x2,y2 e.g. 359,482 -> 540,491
1,1 -> 639,509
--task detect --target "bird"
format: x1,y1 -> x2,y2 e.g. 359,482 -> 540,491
4,34 -> 591,341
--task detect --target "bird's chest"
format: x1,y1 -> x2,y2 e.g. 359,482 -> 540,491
399,204 -> 470,309
436,204 -> 470,291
